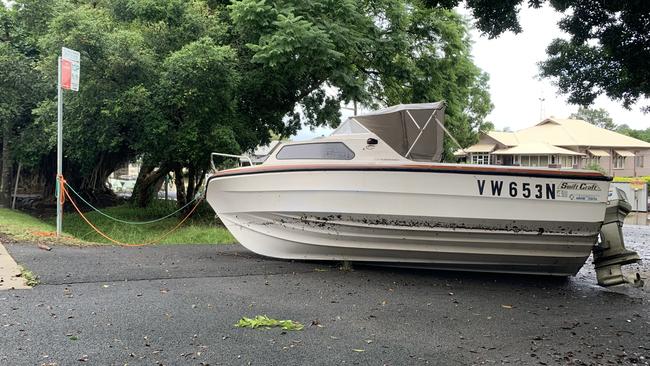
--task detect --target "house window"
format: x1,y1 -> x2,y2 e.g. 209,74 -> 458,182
614,155 -> 626,169
635,156 -> 644,168
276,142 -> 355,160
529,155 -> 540,167
560,156 -> 577,168
471,153 -> 490,165
587,156 -> 601,166
539,156 -> 549,166
520,155 -> 530,166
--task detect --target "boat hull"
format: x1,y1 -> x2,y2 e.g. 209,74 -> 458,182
206,168 -> 610,276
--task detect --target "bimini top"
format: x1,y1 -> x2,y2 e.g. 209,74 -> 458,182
332,102 -> 446,162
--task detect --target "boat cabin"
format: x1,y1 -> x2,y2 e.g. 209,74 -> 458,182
264,102 -> 447,165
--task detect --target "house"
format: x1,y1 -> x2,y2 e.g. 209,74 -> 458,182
458,118 -> 650,177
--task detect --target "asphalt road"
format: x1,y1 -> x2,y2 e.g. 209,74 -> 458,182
1,228 -> 649,366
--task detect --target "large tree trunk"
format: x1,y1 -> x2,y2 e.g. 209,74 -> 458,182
173,164 -> 186,208
0,123 -> 13,207
186,165 -> 196,202
185,165 -> 207,203
131,162 -> 171,207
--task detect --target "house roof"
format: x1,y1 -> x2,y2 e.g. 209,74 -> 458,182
485,131 -> 519,146
491,142 -> 585,156
464,143 -> 496,153
515,118 -> 650,148
473,118 -> 650,154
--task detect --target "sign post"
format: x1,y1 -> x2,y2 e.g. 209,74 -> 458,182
57,47 -> 80,237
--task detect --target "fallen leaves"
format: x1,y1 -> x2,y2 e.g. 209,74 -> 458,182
235,315 -> 304,331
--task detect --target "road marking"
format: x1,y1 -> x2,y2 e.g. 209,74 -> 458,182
0,242 -> 30,290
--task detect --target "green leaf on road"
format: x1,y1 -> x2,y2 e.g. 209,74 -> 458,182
235,315 -> 304,331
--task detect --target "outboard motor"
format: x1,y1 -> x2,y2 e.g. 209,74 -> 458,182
593,188 -> 643,287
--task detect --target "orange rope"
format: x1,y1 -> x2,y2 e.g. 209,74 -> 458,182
63,186 -> 203,247
58,175 -> 66,205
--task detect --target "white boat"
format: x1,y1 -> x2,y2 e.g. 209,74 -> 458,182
206,103 -> 641,285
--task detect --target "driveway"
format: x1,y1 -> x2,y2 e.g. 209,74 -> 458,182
1,228 -> 649,366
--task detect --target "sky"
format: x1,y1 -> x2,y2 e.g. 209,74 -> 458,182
295,3 -> 648,140
465,4 -> 648,132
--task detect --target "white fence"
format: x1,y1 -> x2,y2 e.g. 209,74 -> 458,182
612,182 -> 648,212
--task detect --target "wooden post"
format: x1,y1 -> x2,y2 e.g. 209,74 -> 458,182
11,163 -> 21,210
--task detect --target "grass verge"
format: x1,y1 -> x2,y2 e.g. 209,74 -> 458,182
0,208 -> 58,240
51,200 -> 235,245
0,200 -> 235,245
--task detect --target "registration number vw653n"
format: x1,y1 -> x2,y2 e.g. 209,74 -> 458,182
477,179 -> 556,200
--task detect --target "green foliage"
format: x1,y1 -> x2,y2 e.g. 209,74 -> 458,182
235,315 -> 304,331
54,200 -> 236,245
584,162 -> 605,174
3,0 -> 495,204
153,37 -> 240,168
612,176 -> 650,184
0,208 -> 57,240
570,107 -> 616,131
0,203 -> 234,245
539,2 -> 648,110
616,125 -> 650,144
19,266 -> 39,287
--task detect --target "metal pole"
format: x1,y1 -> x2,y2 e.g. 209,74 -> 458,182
56,56 -> 63,237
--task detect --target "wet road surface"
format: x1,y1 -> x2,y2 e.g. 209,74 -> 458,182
0,226 -> 648,366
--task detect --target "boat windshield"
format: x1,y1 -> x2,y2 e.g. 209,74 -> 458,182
276,142 -> 355,160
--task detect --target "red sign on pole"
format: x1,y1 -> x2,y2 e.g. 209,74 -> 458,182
61,59 -> 72,90
60,47 -> 80,91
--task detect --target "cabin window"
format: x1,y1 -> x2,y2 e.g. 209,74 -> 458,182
276,142 -> 355,160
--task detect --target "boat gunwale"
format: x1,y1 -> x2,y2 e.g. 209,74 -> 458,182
206,163 -> 612,182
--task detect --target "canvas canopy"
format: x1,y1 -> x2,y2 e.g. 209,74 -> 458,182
615,150 -> 635,157
332,102 -> 446,161
588,149 -> 610,157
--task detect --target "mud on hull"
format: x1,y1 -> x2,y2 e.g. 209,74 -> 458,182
219,212 -> 601,276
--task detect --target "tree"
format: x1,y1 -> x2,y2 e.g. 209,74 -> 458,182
616,125 -> 650,143
228,0 -> 493,158
33,4 -> 160,203
570,107 -> 616,130
0,6 -> 42,207
423,1 -> 650,112
5,0 -> 494,208
149,37 -> 240,207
